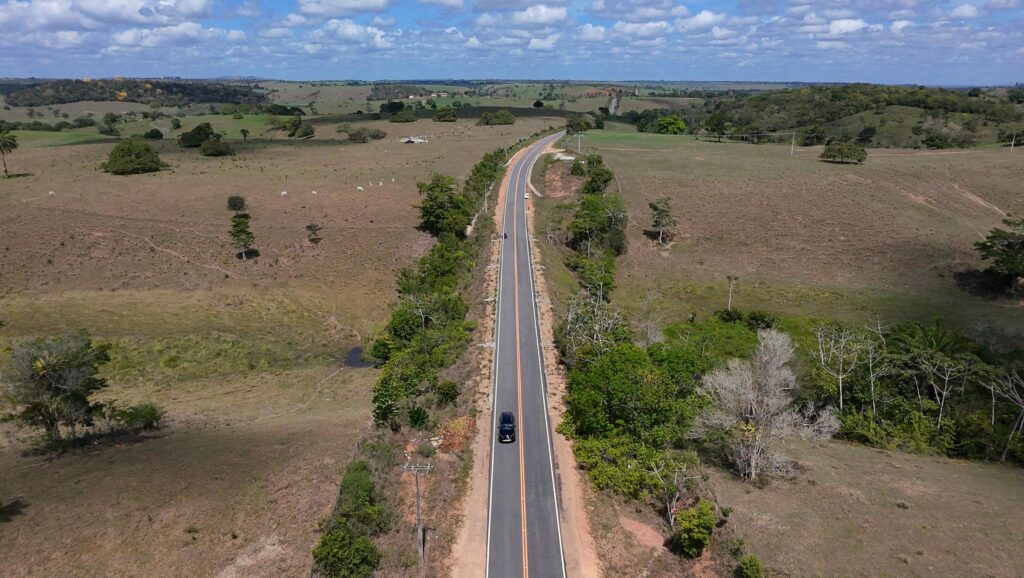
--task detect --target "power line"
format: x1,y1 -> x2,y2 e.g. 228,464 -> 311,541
403,461 -> 434,562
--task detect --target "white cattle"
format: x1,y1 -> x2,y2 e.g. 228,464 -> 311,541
311,190 -> 318,195
357,186 -> 364,192
280,191 -> 288,197
48,191 -> 55,197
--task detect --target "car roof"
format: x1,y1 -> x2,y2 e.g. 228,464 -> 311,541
500,411 -> 515,422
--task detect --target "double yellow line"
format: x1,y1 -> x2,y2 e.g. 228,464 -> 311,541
512,154 -> 530,578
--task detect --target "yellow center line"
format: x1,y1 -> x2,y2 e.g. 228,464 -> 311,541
512,156 -> 529,578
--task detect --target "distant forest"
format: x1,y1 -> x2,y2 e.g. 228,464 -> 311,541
3,79 -> 265,107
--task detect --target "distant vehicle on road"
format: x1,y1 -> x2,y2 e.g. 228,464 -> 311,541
524,192 -> 530,199
498,411 -> 516,443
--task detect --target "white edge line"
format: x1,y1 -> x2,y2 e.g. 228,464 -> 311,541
484,148 -> 513,578
523,133 -> 568,578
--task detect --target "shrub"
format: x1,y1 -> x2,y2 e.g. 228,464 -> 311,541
738,554 -> 765,578
714,309 -> 744,323
142,128 -> 163,139
199,139 -> 234,156
416,442 -> 436,458
569,158 -> 586,176
348,127 -> 387,143
101,141 -> 163,175
170,118 -> 181,130
227,195 -> 247,213
434,106 -> 457,122
115,403 -> 164,431
178,122 -> 214,147
436,380 -> 460,406
820,140 -> 867,164
389,109 -> 417,123
674,499 -> 716,558
292,123 -> 315,139
744,310 -> 777,330
408,405 -> 429,429
311,528 -> 380,578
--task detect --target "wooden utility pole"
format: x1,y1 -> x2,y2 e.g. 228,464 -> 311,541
403,461 -> 433,561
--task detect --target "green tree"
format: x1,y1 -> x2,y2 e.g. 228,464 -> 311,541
975,216 -> 1024,292
292,123 -> 315,138
3,332 -> 111,444
648,197 -> 678,244
389,108 -> 417,123
240,128 -> 249,141
0,127 -> 18,177
416,173 -> 471,237
492,109 -> 515,125
656,114 -> 687,134
101,141 -> 163,175
533,99 -> 544,108
199,138 -> 234,156
674,499 -> 716,558
227,195 -> 247,213
820,140 -> 867,164
170,117 -> 182,130
704,112 -> 729,141
178,122 -> 214,147
311,528 -> 380,578
566,114 -> 593,134
434,106 -> 457,122
306,222 -> 323,243
230,214 -> 256,259
738,554 -> 765,578
142,128 -> 163,139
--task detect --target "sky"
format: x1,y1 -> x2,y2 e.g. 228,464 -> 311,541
1,0 -> 1023,85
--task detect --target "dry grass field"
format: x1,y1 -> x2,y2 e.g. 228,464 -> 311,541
0,115 -> 560,576
580,129 -> 1024,335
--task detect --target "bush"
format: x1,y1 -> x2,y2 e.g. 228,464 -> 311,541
311,528 -> 380,578
674,499 -> 716,558
744,310 -> 777,330
436,380 -> 460,406
178,122 -> 214,147
292,123 -> 315,139
478,109 -> 515,126
227,195 -> 247,213
101,141 -> 163,175
408,405 -> 429,429
389,108 -> 417,123
170,118 -> 181,130
142,128 -> 163,139
115,403 -> 164,431
416,442 -> 436,458
569,158 -> 586,176
434,106 -> 457,122
820,140 -> 867,164
199,138 -> 234,156
738,554 -> 765,578
714,309 -> 744,323
348,127 -> 387,143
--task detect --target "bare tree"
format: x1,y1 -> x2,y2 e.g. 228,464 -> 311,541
559,292 -> 630,367
814,325 -> 863,411
634,289 -> 663,348
919,353 -> 970,432
862,339 -> 891,419
648,456 -> 702,529
726,275 -> 739,311
986,370 -> 1024,461
695,329 -> 838,483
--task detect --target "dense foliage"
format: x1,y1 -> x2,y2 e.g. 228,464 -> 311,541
311,460 -> 392,577
101,141 -> 163,175
673,499 -> 716,557
477,109 -> 516,125
4,79 -> 263,107
199,138 -> 234,156
820,140 -> 867,164
563,154 -> 626,300
178,122 -> 215,147
975,217 -> 1024,294
370,146 -> 512,428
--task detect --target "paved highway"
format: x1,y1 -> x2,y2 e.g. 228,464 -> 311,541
486,132 -> 567,578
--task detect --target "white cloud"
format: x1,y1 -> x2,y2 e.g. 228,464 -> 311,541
816,40 -> 850,49
259,27 -> 293,38
475,13 -> 500,26
950,4 -> 981,18
282,13 -> 312,26
676,10 -> 725,31
527,32 -> 560,49
510,4 -> 566,26
419,0 -> 463,8
112,21 -> 242,48
890,19 -> 912,33
317,17 -> 393,48
297,0 -> 390,17
465,35 -> 481,47
710,26 -> 733,39
827,18 -> 881,35
986,0 -> 1020,7
577,23 -> 605,41
371,15 -> 395,26
613,20 -> 671,38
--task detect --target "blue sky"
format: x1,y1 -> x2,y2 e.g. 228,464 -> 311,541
2,0 -> 1022,84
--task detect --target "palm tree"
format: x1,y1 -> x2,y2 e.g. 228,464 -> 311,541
0,128 -> 18,178
240,128 -> 249,141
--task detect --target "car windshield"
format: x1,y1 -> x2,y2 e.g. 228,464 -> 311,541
500,413 -> 514,426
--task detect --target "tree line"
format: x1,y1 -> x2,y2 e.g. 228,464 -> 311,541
4,79 -> 264,107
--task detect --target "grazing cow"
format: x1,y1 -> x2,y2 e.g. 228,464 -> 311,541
378,181 -> 383,187
48,191 -> 55,197
357,186 -> 364,192
280,191 -> 288,197
311,190 -> 318,195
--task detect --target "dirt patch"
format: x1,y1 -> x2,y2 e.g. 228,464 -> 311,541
618,516 -> 665,552
711,438 -> 1024,577
542,159 -> 585,199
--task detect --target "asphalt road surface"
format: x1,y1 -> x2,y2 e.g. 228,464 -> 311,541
486,132 -> 567,578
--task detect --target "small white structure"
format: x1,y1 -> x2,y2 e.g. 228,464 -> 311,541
400,136 -> 428,144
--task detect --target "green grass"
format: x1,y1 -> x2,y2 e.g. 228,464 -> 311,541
10,129 -> 118,148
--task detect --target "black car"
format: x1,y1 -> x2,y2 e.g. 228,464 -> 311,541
498,411 -> 516,443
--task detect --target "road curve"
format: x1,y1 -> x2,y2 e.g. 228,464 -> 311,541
485,132 -> 567,578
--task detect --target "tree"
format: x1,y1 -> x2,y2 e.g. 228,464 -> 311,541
533,99 -> 544,108
820,140 -> 867,164
230,214 -> 256,259
3,332 -> 111,444
170,117 -> 182,130
416,173 -> 471,237
291,123 -> 315,138
142,128 -> 163,139
434,106 -> 457,122
389,108 -> 417,123
648,197 -> 678,244
306,222 -> 323,243
199,138 -> 234,156
556,292 -> 632,368
656,114 -> 687,135
178,122 -> 214,147
311,527 -> 381,578
704,112 -> 729,142
695,329 -> 838,482
240,128 -> 249,141
674,499 -> 716,557
566,115 -> 593,134
726,275 -> 739,311
479,109 -> 515,126
975,216 -> 1024,293
814,325 -> 864,411
0,127 -> 18,177
101,141 -> 163,175
227,195 -> 247,213
986,370 -> 1024,461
